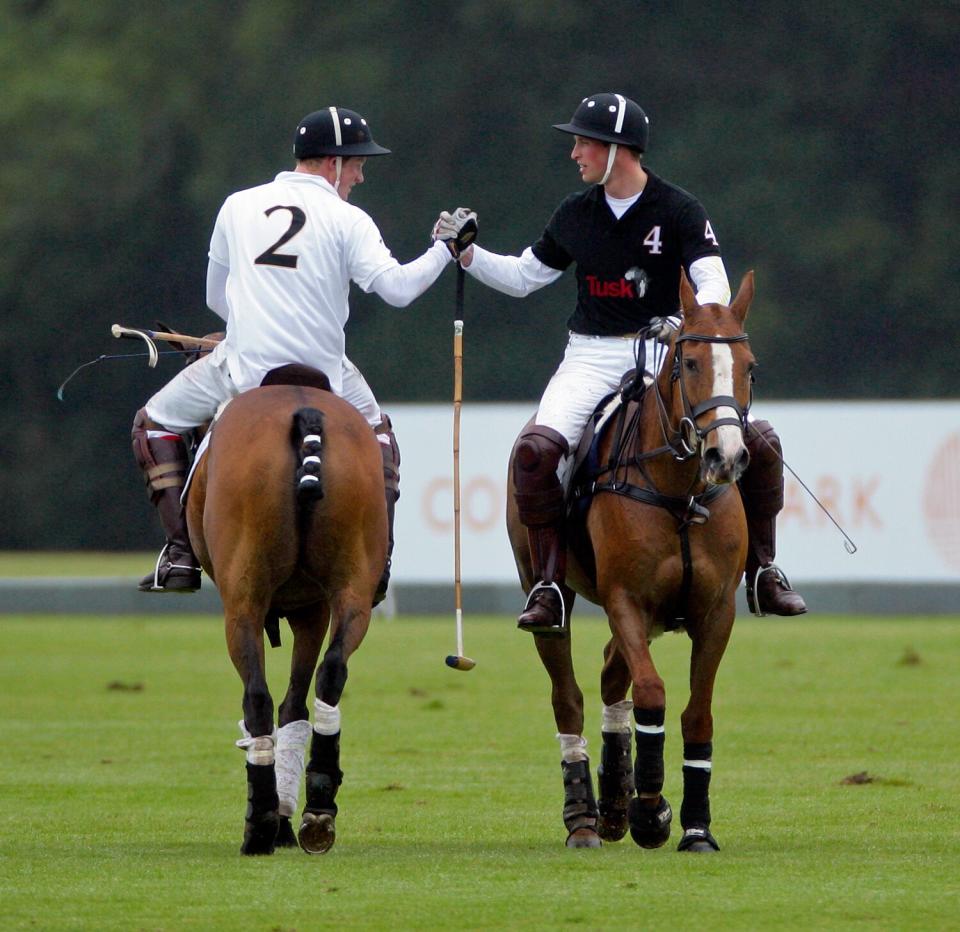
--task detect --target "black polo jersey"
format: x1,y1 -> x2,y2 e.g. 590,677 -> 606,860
531,169 -> 722,336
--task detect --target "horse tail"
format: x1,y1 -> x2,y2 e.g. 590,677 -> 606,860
292,407 -> 325,503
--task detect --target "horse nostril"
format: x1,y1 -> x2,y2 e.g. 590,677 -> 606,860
702,447 -> 722,473
734,447 -> 750,477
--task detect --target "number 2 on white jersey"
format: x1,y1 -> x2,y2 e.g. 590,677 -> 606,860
255,205 -> 306,269
643,225 -> 663,255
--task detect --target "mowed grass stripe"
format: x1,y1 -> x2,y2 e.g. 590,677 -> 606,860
0,615 -> 957,930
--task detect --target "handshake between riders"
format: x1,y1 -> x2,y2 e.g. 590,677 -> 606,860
131,96 -> 805,622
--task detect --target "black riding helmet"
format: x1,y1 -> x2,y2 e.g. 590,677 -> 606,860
294,107 -> 391,159
553,93 -> 649,153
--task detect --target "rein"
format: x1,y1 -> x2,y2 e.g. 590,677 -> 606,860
582,323 -> 752,625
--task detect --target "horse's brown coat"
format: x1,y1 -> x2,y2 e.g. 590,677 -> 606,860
507,272 -> 757,848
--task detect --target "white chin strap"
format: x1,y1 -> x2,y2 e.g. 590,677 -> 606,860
599,93 -> 627,187
329,106 -> 343,192
599,143 -> 618,185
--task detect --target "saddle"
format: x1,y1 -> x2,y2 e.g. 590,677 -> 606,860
563,370 -> 730,629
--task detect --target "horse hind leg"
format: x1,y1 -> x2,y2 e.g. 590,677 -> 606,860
274,604 -> 329,848
299,598 -> 371,855
596,641 -> 635,842
225,602 -> 281,856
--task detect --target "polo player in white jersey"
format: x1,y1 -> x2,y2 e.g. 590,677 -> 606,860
131,106 -> 477,600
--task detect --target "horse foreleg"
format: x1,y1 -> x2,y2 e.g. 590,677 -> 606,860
273,603 -> 330,848
225,605 -> 279,856
677,613 -> 734,853
534,634 -> 600,849
604,589 -> 673,850
596,639 -> 635,842
298,599 -> 371,855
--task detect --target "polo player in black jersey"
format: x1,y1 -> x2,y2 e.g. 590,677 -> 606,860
456,92 -> 807,632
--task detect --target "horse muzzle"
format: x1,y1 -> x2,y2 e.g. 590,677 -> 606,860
700,438 -> 750,486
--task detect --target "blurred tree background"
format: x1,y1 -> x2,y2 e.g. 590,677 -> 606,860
1,0 -> 957,549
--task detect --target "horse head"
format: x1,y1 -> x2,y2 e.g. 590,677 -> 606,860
666,271 -> 756,485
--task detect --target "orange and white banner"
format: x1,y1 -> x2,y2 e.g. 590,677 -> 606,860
387,402 -> 960,584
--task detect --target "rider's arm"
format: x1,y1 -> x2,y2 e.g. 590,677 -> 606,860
366,241 -> 453,308
689,255 -> 731,306
206,258 -> 229,321
460,244 -> 563,297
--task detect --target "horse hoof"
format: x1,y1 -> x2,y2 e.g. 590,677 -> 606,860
240,812 -> 279,856
274,815 -> 298,848
565,828 -> 602,849
628,796 -> 672,849
299,811 -> 336,854
596,807 -> 629,842
677,827 -> 720,853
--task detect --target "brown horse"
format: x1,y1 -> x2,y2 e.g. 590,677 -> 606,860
507,272 -> 756,852
186,377 -> 387,855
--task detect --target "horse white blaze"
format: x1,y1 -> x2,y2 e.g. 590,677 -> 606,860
710,341 -> 744,465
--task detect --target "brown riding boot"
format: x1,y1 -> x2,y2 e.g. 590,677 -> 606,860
373,415 -> 400,607
132,410 -> 201,593
740,420 -> 807,616
513,425 -> 570,635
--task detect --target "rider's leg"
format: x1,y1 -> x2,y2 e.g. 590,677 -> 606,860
739,418 -> 807,616
132,409 -> 201,592
340,358 -> 397,606
515,334 -> 644,633
134,351 -> 235,592
514,425 -> 570,632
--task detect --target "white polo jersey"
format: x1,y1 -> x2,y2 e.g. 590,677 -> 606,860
208,171 -> 398,394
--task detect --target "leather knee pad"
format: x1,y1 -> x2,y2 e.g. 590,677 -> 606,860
374,413 -> 400,501
132,407 -> 188,504
512,425 -> 569,527
739,419 -> 783,515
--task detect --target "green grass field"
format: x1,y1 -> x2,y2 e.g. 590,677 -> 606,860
1,609 -> 958,930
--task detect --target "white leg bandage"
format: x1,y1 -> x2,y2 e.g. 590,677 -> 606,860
313,698 -> 341,736
601,700 -> 634,734
557,733 -> 588,763
275,719 -> 313,817
235,719 -> 277,765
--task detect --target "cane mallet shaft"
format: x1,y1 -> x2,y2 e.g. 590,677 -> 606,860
446,295 -> 476,671
111,324 -> 221,349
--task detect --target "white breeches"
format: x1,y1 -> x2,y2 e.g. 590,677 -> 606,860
536,333 -> 667,483
145,352 -> 382,434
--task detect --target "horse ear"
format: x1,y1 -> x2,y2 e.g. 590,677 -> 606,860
729,270 -> 754,325
679,269 -> 698,315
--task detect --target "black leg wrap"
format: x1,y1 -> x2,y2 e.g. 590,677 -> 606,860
628,707 -> 671,848
596,731 -> 634,842
561,759 -> 600,846
680,741 -> 712,829
303,731 -> 343,816
677,741 -> 719,852
299,730 -> 343,855
633,707 -> 666,797
241,762 -> 279,856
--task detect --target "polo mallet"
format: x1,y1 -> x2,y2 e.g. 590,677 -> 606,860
111,324 -> 221,367
445,272 -> 476,672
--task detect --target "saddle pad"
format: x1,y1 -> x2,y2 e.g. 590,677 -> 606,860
180,398 -> 232,506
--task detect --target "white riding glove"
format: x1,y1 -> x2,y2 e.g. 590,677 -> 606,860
431,207 -> 478,259
647,315 -> 681,342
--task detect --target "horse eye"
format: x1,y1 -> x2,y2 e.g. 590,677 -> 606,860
684,358 -> 698,372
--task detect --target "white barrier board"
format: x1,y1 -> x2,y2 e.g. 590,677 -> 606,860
387,402 -> 960,584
